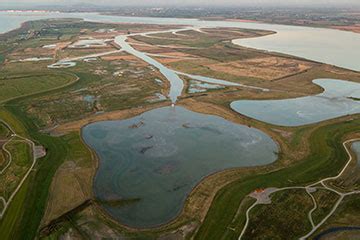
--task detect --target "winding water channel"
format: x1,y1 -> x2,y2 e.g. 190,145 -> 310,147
114,34 -> 184,103
114,31 -> 264,102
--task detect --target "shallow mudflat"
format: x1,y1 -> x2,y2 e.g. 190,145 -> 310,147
231,79 -> 360,127
82,106 -> 278,228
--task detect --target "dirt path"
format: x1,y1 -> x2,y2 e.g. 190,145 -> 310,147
238,138 -> 360,240
0,119 -> 37,219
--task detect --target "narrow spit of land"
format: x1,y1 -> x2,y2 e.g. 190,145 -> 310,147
238,138 -> 360,240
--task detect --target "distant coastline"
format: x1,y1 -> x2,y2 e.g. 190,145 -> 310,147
0,10 -> 61,13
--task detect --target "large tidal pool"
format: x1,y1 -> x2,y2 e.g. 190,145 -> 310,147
231,79 -> 360,127
82,107 -> 278,227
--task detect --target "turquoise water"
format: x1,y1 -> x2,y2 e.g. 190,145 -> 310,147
82,106 -> 278,227
231,79 -> 360,127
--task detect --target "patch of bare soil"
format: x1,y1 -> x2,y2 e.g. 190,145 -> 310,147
130,42 -> 166,52
225,18 -> 260,23
42,161 -> 93,225
100,54 -> 130,61
332,24 -> 360,34
208,57 -> 314,80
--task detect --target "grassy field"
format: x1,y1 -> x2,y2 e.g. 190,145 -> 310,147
312,194 -> 360,239
0,199 -> 4,213
243,189 -> 313,239
132,28 -> 273,48
0,122 -> 10,138
0,107 -> 32,239
311,189 -> 340,225
0,72 -> 76,103
0,122 -> 10,169
19,58 -> 165,128
0,177 -> 30,240
194,117 -> 360,240
0,19 -> 87,239
0,17 -> 168,128
329,142 -> 360,191
0,139 -> 32,200
0,18 -> 172,240
6,140 -> 31,167
0,150 -> 7,170
41,132 -> 94,225
0,105 -> 82,240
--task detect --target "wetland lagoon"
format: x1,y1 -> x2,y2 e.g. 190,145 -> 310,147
3,11 -> 360,231
231,79 -> 360,127
82,106 -> 278,227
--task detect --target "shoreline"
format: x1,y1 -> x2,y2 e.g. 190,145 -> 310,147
78,103 -> 280,231
75,101 -> 360,234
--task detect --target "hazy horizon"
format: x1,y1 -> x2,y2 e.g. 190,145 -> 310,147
1,0 -> 360,8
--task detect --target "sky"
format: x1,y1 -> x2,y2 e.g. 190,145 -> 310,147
1,0 -> 360,7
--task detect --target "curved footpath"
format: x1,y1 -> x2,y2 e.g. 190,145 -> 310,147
238,138 -> 360,240
0,119 -> 37,219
